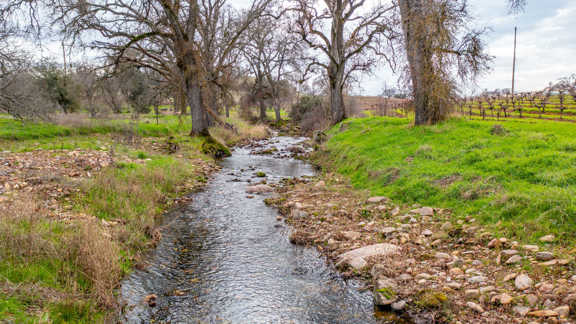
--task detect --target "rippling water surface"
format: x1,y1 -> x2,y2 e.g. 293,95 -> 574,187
120,136 -> 381,324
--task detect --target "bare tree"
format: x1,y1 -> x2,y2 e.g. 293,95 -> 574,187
100,71 -> 125,114
44,0 -> 272,137
74,64 -> 101,117
399,0 -> 492,125
290,0 -> 397,125
241,16 -> 301,122
197,0 -> 271,122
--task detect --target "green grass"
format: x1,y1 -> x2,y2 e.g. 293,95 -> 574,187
319,117 -> 576,245
0,114 -> 188,142
78,152 -> 202,250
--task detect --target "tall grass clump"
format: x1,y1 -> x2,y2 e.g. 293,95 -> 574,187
210,113 -> 270,146
0,195 -> 116,322
79,155 -> 199,251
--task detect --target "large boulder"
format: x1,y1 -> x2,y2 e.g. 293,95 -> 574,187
336,243 -> 400,270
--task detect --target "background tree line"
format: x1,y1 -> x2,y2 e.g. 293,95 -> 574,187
0,0 -> 528,136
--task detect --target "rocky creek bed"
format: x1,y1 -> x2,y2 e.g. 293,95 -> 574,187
267,173 -> 576,324
120,136 -> 395,323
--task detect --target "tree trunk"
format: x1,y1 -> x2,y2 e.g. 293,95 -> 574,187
274,106 -> 281,123
329,76 -> 345,123
328,4 -> 346,125
177,41 -> 210,137
259,100 -> 267,122
399,0 -> 436,126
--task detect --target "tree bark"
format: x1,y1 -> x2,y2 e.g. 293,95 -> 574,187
399,0 -> 435,126
274,106 -> 281,123
328,2 -> 346,125
329,73 -> 346,123
259,99 -> 267,122
177,40 -> 210,137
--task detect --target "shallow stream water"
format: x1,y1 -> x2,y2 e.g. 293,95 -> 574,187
120,136 -> 388,324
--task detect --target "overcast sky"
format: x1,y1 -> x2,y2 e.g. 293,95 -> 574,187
39,0 -> 575,96
361,0 -> 576,95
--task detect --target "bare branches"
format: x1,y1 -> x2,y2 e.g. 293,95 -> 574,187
399,0 -> 492,125
289,0 -> 399,123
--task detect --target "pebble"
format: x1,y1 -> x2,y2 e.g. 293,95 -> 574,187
367,196 -> 388,204
535,251 -> 554,261
422,229 -> 433,236
415,273 -> 433,280
539,235 -> 555,242
539,283 -> 554,293
374,277 -> 398,306
487,238 -> 501,248
513,306 -> 531,317
440,222 -> 452,231
515,274 -> 533,290
554,305 -> 570,318
391,300 -> 407,311
523,245 -> 539,252
449,268 -> 464,276
525,294 -> 539,306
543,299 -> 555,309
465,289 -> 480,298
381,227 -> 398,235
503,273 -> 517,281
411,206 -> 434,216
468,276 -> 488,284
492,293 -> 513,305
502,249 -> 519,256
435,252 -> 452,260
479,286 -> 496,294
397,273 -> 413,281
506,255 -> 523,264
466,302 -> 484,313
446,282 -> 462,289
527,309 -> 558,317
342,231 -> 361,241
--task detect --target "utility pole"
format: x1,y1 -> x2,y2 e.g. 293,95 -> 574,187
511,26 -> 518,116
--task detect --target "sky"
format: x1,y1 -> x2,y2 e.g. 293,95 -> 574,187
34,0 -> 576,96
360,0 -> 576,96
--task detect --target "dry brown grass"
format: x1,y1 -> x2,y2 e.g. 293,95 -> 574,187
0,196 -> 60,260
0,194 -> 124,308
211,114 -> 270,146
70,220 -> 123,307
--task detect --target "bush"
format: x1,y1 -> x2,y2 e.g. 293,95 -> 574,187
290,95 -> 323,122
290,95 -> 329,134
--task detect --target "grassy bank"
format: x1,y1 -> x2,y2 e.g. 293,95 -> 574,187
0,112 -> 267,322
317,117 -> 576,245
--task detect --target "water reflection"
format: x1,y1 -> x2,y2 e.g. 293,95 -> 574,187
120,137 -> 381,324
